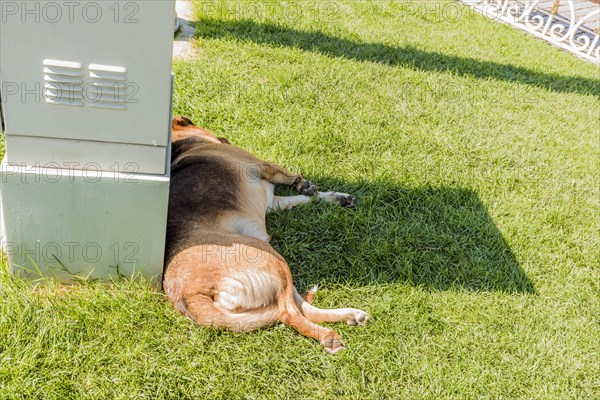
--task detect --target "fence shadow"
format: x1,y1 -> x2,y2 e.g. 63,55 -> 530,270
196,18 -> 600,98
267,180 -> 534,294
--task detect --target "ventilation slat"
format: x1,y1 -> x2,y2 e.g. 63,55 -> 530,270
87,87 -> 127,99
89,63 -> 127,74
44,74 -> 83,84
92,81 -> 127,89
43,59 -> 82,69
45,97 -> 84,107
43,66 -> 83,77
89,71 -> 127,81
44,83 -> 83,92
44,89 -> 83,99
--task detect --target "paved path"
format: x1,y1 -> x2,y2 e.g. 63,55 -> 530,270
173,0 -> 198,60
536,0 -> 599,32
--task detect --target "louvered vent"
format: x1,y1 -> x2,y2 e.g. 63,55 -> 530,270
43,59 -> 84,106
88,64 -> 128,110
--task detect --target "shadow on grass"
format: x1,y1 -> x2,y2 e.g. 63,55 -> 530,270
196,18 -> 600,98
268,180 -> 534,294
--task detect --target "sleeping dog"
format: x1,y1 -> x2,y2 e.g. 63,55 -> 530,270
163,116 -> 369,354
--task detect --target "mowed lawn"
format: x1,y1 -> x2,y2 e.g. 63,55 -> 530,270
1,1 -> 599,398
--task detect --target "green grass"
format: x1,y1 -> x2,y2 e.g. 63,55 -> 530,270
1,0 -> 599,398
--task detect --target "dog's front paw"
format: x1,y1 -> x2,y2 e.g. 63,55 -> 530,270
335,193 -> 357,208
320,192 -> 357,208
345,309 -> 370,326
296,179 -> 318,196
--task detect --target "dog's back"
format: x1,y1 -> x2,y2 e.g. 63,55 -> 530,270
165,137 -> 241,265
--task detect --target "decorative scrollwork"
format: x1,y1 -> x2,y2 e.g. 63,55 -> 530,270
463,0 -> 600,64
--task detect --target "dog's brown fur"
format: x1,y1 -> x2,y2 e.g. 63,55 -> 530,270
163,116 -> 369,354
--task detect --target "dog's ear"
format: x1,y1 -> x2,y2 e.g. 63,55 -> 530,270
217,137 -> 231,144
173,116 -> 194,127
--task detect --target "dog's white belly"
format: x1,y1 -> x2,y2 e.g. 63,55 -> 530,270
224,181 -> 274,242
216,270 -> 280,312
225,214 -> 270,242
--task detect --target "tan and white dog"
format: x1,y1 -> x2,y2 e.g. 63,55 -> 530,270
163,116 -> 369,354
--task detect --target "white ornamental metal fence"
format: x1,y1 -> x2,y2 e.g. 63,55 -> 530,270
461,0 -> 600,64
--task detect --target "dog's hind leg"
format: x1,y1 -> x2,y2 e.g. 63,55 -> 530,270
293,287 -> 370,326
278,294 -> 345,354
271,260 -> 346,354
